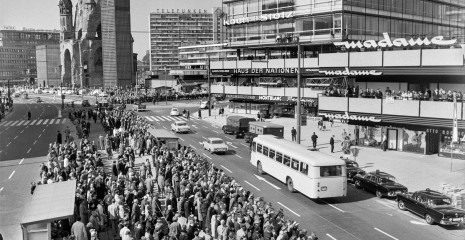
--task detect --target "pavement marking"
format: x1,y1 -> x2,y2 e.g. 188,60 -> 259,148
376,200 -> 396,210
162,126 -> 167,129
385,213 -> 393,216
161,116 -> 172,121
235,154 -> 243,159
212,130 -> 220,134
226,142 -> 238,149
244,180 -> 260,191
19,158 -> 24,165
192,125 -> 198,129
178,137 -> 184,141
0,121 -> 6,126
42,128 -> 46,132
8,120 -> 19,126
189,144 -> 197,150
254,174 -> 281,190
33,140 -> 38,145
20,130 -> 24,133
0,187 -> 3,192
38,133 -> 42,138
8,170 -> 15,180
277,202 -> 301,217
224,136 -> 234,140
14,135 -> 18,139
240,143 -> 249,147
201,136 -> 207,140
220,165 -> 233,173
322,200 -> 346,213
36,119 -> 44,125
42,119 -> 50,125
6,142 -> 11,146
27,148 -> 32,153
326,234 -> 337,240
202,153 -> 212,160
17,120 -> 26,126
29,119 -> 38,125
374,228 -> 399,240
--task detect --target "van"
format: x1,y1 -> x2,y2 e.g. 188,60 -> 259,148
245,121 -> 284,142
222,116 -> 256,138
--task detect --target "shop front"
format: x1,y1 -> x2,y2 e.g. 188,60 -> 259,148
319,110 -> 463,157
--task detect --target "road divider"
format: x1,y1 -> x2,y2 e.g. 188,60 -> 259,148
277,202 -> 301,217
254,174 -> 281,190
244,180 -> 260,191
220,165 -> 232,173
374,227 -> 399,240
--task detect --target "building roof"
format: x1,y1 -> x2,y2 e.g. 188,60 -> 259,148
21,180 -> 76,225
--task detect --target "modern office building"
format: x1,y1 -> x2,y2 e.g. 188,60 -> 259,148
36,44 -> 61,87
149,8 -> 223,74
209,0 -> 465,157
0,27 -> 60,85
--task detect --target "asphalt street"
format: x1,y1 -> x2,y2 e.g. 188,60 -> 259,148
0,96 -> 67,239
138,106 -> 465,240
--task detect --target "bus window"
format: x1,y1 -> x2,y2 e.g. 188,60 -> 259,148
320,165 -> 342,177
300,162 -> 308,175
269,149 -> 275,159
263,146 -> 268,156
257,144 -> 262,153
252,142 -> 256,152
283,155 -> 291,167
291,159 -> 299,170
276,152 -> 283,163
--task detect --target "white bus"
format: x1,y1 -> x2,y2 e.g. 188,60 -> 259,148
251,135 -> 347,198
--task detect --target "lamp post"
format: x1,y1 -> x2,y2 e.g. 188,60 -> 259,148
296,38 -> 302,144
207,55 -> 212,116
164,65 -> 168,105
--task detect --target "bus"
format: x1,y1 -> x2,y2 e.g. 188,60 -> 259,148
251,135 -> 347,198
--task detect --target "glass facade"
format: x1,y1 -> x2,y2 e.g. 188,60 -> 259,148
222,0 -> 465,46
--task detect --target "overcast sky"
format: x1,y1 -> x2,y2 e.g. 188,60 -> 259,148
0,0 -> 221,59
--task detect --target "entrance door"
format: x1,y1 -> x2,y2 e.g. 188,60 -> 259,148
387,129 -> 398,150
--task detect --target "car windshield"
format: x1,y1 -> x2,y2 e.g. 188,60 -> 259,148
172,108 -> 178,111
379,176 -> 396,184
177,122 -> 187,126
346,161 -> 359,168
428,198 -> 452,207
211,140 -> 224,144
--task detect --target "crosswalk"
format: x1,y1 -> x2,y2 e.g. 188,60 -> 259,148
144,115 -> 188,122
0,118 -> 67,127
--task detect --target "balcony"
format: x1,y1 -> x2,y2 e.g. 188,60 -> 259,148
211,84 -> 323,99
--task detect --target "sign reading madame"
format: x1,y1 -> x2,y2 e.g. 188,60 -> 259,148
224,11 -> 294,25
334,33 -> 457,49
319,67 -> 382,76
320,112 -> 382,122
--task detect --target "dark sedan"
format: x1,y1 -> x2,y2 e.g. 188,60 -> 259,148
353,170 -> 408,198
345,160 -> 365,183
397,189 -> 465,226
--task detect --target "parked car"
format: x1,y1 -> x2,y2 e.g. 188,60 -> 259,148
353,170 -> 408,198
14,93 -> 20,98
170,108 -> 180,116
345,160 -> 366,183
222,116 -> 256,138
202,137 -> 228,154
397,189 -> 465,226
171,121 -> 190,133
200,101 -> 213,109
36,97 -> 43,103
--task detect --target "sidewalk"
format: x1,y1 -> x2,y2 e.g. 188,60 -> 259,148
199,107 -> 465,192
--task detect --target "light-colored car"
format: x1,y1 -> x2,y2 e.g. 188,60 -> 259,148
98,92 -> 108,97
170,108 -> 180,116
171,120 -> 190,133
202,137 -> 228,154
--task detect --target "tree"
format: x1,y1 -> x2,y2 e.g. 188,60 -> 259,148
142,50 -> 150,64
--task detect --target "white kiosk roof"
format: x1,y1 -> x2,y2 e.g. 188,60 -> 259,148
21,180 -> 76,225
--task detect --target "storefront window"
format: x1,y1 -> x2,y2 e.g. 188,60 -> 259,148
358,126 -> 382,147
403,129 -> 425,154
440,134 -> 465,159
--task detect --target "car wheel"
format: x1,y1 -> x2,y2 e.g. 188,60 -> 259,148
425,214 -> 435,225
287,177 -> 295,192
257,161 -> 264,175
354,180 -> 362,189
376,190 -> 383,198
398,200 -> 406,211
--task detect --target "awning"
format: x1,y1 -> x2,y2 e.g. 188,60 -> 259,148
21,180 -> 76,225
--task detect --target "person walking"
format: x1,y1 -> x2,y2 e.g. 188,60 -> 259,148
27,111 -> 31,120
291,127 -> 296,142
56,131 -> 62,145
330,135 -> 335,153
311,132 -> 318,149
198,109 -> 202,119
187,110 -> 190,120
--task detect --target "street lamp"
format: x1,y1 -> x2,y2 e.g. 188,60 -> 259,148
296,37 -> 302,144
207,55 -> 212,117
164,65 -> 168,105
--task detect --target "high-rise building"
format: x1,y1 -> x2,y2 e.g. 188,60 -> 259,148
36,44 -> 61,87
149,9 -> 221,74
0,27 -> 59,84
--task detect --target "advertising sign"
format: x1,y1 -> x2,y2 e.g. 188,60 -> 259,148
320,112 -> 382,122
211,68 -> 318,75
224,11 -> 294,26
319,67 -> 382,76
334,32 -> 457,50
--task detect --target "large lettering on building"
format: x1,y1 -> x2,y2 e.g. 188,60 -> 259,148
319,67 -> 382,76
320,112 -> 382,123
224,11 -> 294,25
334,33 -> 457,49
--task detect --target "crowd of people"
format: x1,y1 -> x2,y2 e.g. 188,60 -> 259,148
106,90 -> 209,105
33,106 -> 318,240
324,86 -> 464,102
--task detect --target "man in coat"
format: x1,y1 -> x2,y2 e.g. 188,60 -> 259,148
71,216 -> 88,240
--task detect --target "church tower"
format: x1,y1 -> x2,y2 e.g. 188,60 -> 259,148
58,0 -> 74,41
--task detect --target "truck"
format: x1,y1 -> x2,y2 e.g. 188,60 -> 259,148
222,116 -> 256,138
245,122 -> 284,143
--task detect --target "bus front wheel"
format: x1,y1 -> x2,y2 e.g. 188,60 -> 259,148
287,177 -> 295,192
257,161 -> 264,175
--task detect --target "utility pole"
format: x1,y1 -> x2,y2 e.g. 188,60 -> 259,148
208,55 -> 212,116
61,83 -> 64,109
296,40 -> 301,144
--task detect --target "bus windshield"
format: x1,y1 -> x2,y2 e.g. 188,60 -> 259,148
320,165 -> 342,177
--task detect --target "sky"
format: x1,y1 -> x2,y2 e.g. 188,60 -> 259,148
0,0 -> 221,59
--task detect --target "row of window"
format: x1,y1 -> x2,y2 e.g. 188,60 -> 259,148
0,48 -> 27,53
252,141 -> 310,175
227,0 -> 342,17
